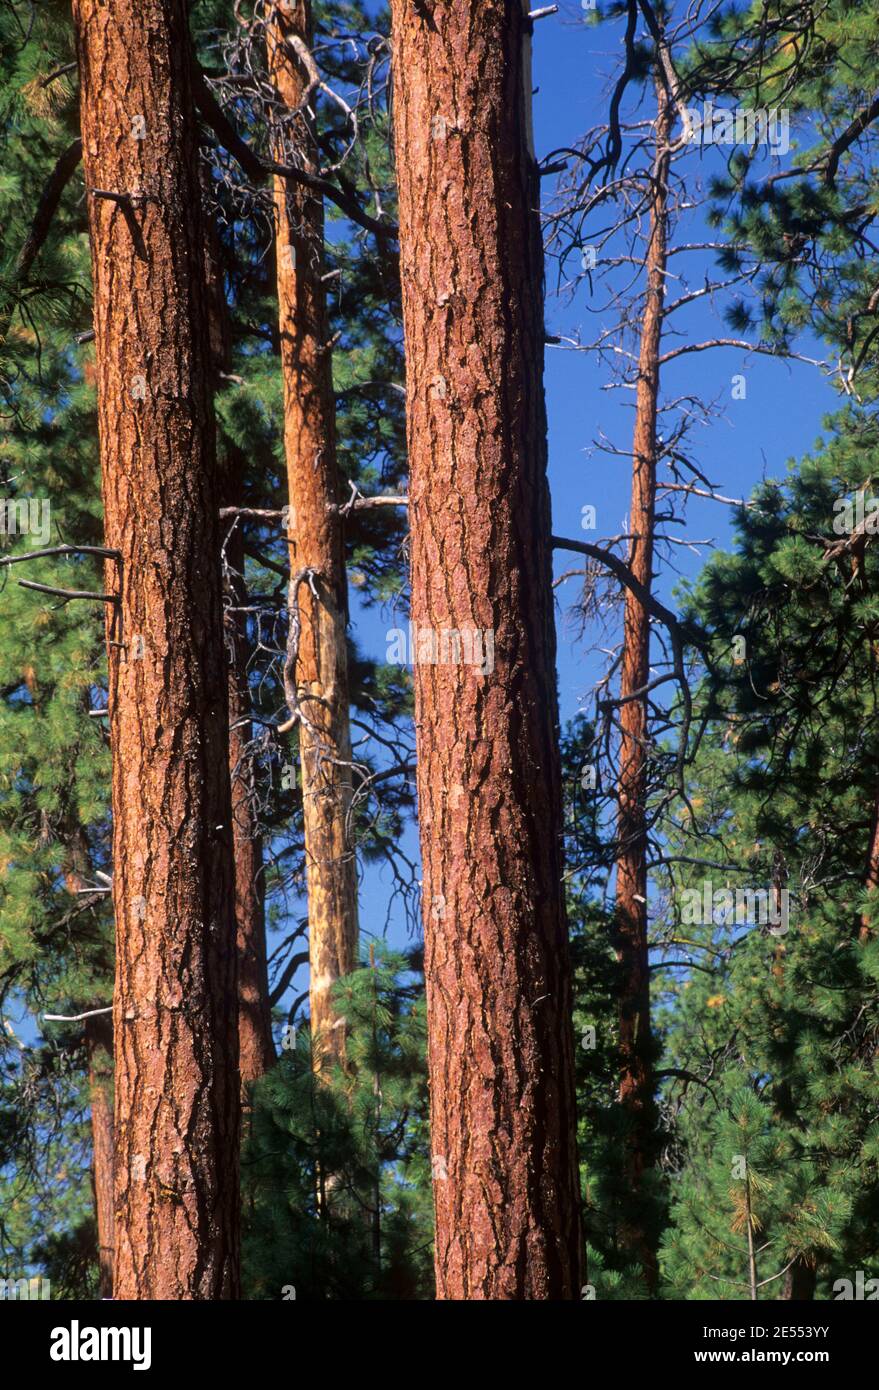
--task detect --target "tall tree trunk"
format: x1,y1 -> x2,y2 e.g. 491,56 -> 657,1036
613,84 -> 670,1294
202,184 -> 276,1087
267,0 -> 359,1069
84,1012 -> 114,1299
225,491 -> 276,1086
389,0 -> 582,1300
73,0 -> 240,1298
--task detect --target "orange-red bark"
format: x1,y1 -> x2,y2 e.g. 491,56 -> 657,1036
390,0 -> 582,1299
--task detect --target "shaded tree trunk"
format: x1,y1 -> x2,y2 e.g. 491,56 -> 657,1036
782,1257 -> 817,1300
613,84 -> 670,1294
202,185 -> 276,1087
61,831 -> 115,1295
225,494 -> 276,1086
389,0 -> 582,1300
84,1012 -> 114,1299
268,0 -> 359,1068
73,0 -> 240,1298
859,785 -> 879,941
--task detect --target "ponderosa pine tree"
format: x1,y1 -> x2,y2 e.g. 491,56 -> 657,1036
667,4 -> 879,1281
613,78 -> 671,1293
389,0 -> 582,1299
0,0 -> 116,1291
201,185 -> 275,1087
72,0 -> 240,1298
545,0 -> 829,1288
268,0 -> 360,1069
224,468 -> 276,1088
190,0 -> 413,1076
2,0 -> 406,1292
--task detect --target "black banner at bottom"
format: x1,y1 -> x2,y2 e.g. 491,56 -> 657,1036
3,1294 -> 874,1376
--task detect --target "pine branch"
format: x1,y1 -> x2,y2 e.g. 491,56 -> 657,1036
43,1006 -> 112,1023
17,579 -> 118,602
551,534 -> 701,648
0,544 -> 119,566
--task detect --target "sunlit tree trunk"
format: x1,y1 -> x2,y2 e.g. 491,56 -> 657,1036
389,0 -> 582,1300
73,0 -> 240,1298
614,83 -> 671,1294
267,0 -> 359,1069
